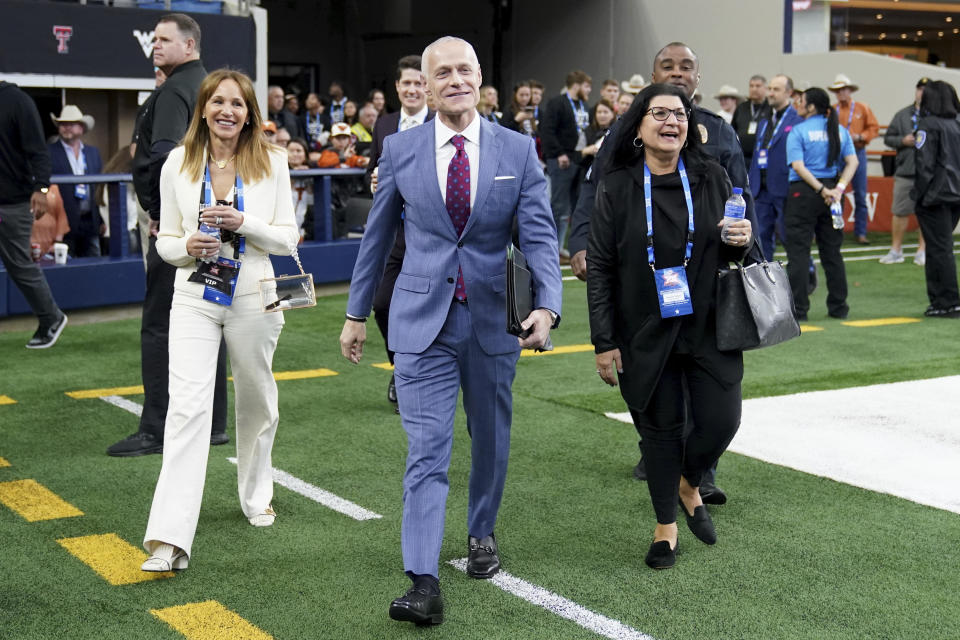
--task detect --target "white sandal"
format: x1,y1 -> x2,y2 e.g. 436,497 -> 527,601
248,505 -> 276,527
141,543 -> 188,572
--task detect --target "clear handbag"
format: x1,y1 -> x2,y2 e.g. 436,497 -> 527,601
258,244 -> 316,312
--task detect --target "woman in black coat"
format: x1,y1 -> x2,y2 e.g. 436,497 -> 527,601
912,80 -> 960,318
587,84 -> 755,569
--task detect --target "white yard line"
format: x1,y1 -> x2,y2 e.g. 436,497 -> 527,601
100,395 -> 143,417
448,559 -> 656,640
97,395 -> 382,520
606,375 -> 960,514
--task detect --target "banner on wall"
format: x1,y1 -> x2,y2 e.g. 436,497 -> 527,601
0,0 -> 256,81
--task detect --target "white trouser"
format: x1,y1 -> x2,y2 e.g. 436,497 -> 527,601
144,290 -> 284,558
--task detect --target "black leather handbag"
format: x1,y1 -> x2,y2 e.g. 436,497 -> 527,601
716,241 -> 801,351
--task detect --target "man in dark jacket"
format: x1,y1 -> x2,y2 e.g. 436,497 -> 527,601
109,12 -> 228,456
48,105 -> 103,257
0,81 -> 67,349
541,70 -> 591,255
731,74 -> 771,166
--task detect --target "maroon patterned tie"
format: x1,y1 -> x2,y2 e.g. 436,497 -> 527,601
446,134 -> 470,300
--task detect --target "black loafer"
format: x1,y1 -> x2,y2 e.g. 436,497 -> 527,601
466,534 -> 500,579
679,499 -> 717,545
387,374 -> 398,404
210,432 -> 229,446
106,432 -> 163,457
389,586 -> 443,626
644,539 -> 677,569
699,482 -> 727,505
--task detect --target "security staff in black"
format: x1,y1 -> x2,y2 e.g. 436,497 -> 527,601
911,80 -> 960,318
570,43 -> 754,505
108,13 -> 228,456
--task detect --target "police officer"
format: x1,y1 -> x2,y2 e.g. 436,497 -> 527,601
569,41 -> 756,504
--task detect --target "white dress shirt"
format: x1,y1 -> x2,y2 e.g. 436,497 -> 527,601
399,104 -> 429,132
435,114 -> 480,209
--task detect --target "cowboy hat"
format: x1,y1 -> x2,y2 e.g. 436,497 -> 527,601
50,105 -> 95,132
827,74 -> 859,92
620,74 -> 646,95
712,84 -> 743,100
791,80 -> 811,96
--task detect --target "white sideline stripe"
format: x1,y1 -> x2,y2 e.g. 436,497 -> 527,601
96,395 -> 382,521
562,276 -> 580,281
227,457 -> 382,521
448,558 -> 655,640
605,375 -> 960,514
100,395 -> 143,417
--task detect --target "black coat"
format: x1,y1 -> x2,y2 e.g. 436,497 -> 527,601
541,92 -> 584,160
587,153 -> 750,412
912,115 -> 960,207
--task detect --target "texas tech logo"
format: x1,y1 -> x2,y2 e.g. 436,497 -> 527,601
53,26 -> 73,54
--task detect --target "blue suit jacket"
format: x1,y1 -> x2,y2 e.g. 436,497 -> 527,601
48,141 -> 103,232
748,106 -> 804,201
346,117 -> 562,356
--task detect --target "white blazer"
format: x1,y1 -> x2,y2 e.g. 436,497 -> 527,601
157,146 -> 299,298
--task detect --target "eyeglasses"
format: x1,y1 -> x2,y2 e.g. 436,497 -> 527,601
646,107 -> 690,122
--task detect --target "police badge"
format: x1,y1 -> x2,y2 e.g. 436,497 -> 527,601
698,123 -> 708,144
915,130 -> 926,149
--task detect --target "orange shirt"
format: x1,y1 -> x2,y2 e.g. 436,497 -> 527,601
316,149 -> 368,169
31,185 -> 70,254
833,100 -> 879,148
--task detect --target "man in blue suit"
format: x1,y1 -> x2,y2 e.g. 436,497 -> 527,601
748,74 -> 805,261
48,106 -> 103,257
340,36 -> 562,627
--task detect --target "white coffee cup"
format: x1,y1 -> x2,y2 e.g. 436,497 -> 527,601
53,242 -> 68,265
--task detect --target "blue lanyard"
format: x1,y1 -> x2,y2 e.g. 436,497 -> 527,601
754,106 -> 792,151
306,112 -> 321,133
643,157 -> 694,270
835,101 -> 855,129
911,106 -> 919,132
202,164 -> 246,256
567,94 -> 586,132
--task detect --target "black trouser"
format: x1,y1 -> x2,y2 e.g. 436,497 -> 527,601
915,203 -> 960,310
372,222 -> 406,364
630,352 -> 742,525
784,180 -> 848,318
139,237 -> 227,439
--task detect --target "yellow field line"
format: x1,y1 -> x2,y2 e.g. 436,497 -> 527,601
0,395 -> 16,405
521,344 -> 595,357
800,324 -> 825,332
0,479 -> 83,521
57,533 -> 174,585
66,385 -> 144,399
151,600 -> 273,640
66,369 -> 339,399
0,457 -> 10,468
372,362 -> 395,371
842,317 -> 922,328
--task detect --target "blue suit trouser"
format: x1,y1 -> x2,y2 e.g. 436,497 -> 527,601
755,191 -> 786,261
852,147 -> 869,238
394,300 -> 519,578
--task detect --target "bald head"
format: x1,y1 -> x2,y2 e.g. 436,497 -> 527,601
422,36 -> 479,78
768,74 -> 793,110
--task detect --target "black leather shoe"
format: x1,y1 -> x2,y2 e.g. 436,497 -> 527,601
644,539 -> 677,569
699,482 -> 727,505
679,498 -> 717,545
387,374 -> 398,404
632,457 -> 647,481
210,432 -> 229,446
389,586 -> 443,626
106,432 -> 163,457
466,534 -> 500,578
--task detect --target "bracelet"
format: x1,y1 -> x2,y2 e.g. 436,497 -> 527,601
817,185 -> 825,195
836,182 -> 846,191
345,314 -> 366,323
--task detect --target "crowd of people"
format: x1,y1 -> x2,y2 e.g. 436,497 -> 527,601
2,11 -> 960,634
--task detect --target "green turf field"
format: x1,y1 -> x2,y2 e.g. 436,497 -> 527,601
1,242 -> 958,640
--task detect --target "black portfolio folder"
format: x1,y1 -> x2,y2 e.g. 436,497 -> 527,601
506,244 -> 553,351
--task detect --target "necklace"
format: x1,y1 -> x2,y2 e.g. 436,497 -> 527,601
210,154 -> 235,170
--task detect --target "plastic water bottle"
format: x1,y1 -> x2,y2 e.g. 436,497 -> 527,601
830,200 -> 844,230
721,187 -> 746,243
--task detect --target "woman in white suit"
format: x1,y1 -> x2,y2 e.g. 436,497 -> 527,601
141,69 -> 299,571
